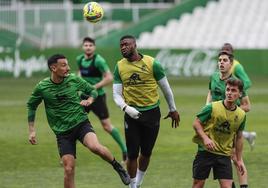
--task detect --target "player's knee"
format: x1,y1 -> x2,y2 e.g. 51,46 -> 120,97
127,152 -> 139,160
64,165 -> 75,176
102,124 -> 112,132
220,185 -> 231,188
89,143 -> 104,154
140,150 -> 152,158
101,121 -> 112,132
192,179 -> 205,188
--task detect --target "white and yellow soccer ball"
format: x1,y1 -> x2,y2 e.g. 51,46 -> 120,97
83,2 -> 104,23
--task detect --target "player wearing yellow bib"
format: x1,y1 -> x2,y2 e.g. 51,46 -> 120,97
192,78 -> 246,188
113,35 -> 180,188
206,50 -> 250,188
221,43 -> 256,150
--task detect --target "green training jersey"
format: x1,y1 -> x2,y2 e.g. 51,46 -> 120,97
76,53 -> 110,96
192,101 -> 246,156
231,59 -> 252,91
27,73 -> 98,135
114,54 -> 165,111
209,71 -> 246,104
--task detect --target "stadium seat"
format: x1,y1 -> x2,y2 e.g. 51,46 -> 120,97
137,0 -> 268,49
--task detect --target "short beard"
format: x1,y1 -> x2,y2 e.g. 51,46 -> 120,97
122,51 -> 133,59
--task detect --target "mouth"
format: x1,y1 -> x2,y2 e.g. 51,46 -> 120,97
226,96 -> 232,100
86,50 -> 92,54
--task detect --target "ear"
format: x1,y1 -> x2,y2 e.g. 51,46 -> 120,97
50,64 -> 57,72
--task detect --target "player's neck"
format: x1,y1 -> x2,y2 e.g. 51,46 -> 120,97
84,53 -> 94,60
128,52 -> 142,62
223,100 -> 236,110
220,72 -> 231,80
51,74 -> 64,84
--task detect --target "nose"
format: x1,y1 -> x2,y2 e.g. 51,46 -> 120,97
226,90 -> 231,95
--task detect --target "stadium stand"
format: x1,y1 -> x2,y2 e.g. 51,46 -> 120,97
96,0 -> 208,47
137,0 -> 268,49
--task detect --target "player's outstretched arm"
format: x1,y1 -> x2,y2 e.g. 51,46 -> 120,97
157,77 -> 180,128
164,111 -> 180,128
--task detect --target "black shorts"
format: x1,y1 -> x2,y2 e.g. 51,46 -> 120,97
83,94 -> 109,120
56,120 -> 95,158
192,151 -> 233,180
124,107 -> 161,160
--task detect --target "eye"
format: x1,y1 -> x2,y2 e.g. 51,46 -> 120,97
219,58 -> 228,62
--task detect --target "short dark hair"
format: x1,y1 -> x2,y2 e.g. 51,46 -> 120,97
120,35 -> 136,42
221,43 -> 234,54
226,78 -> 244,92
47,54 -> 66,70
218,50 -> 234,62
83,37 -> 95,45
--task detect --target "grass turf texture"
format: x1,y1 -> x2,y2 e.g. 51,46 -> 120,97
0,76 -> 267,188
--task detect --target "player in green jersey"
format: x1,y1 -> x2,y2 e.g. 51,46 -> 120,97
221,43 -> 256,150
27,54 -> 130,187
192,78 -> 246,188
206,50 -> 250,188
113,35 -> 180,188
221,43 -> 252,90
77,37 -> 127,162
206,50 -> 250,110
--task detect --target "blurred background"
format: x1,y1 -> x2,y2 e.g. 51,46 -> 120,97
1,0 -> 268,77
0,0 -> 268,187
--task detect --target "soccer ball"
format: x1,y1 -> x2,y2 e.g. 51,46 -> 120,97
83,2 -> 104,23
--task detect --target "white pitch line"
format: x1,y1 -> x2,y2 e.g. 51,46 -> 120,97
0,100 -> 26,106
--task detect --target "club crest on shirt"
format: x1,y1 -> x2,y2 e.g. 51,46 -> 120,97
56,94 -> 68,102
234,115 -> 238,122
214,120 -> 231,134
141,65 -> 147,71
126,73 -> 145,86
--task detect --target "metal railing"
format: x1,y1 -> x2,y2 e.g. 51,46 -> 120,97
0,1 -> 173,48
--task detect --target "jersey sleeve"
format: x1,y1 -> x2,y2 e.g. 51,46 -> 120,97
76,54 -> 83,67
95,55 -> 110,73
153,60 -> 166,81
113,63 -> 122,84
27,83 -> 43,122
196,103 -> 213,124
238,115 -> 246,131
77,76 -> 98,99
234,63 -> 252,90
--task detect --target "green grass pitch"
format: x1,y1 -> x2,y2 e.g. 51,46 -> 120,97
0,76 -> 267,188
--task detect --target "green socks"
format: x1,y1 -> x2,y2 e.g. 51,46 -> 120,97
110,127 -> 127,153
